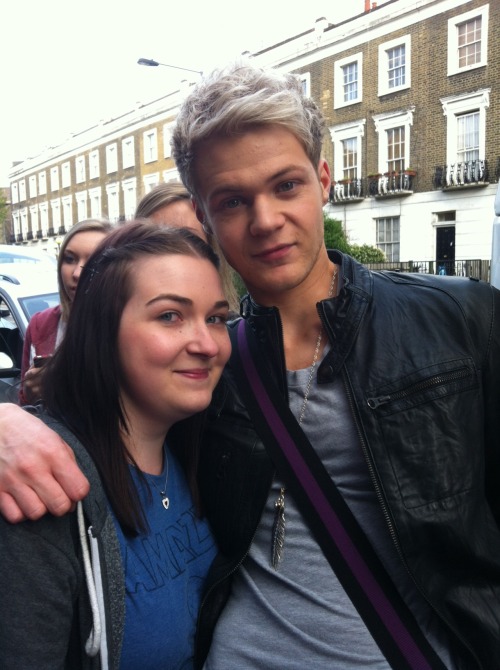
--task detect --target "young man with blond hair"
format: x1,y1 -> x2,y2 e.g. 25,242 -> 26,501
1,62 -> 500,669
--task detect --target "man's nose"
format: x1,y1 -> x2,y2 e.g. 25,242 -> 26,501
250,196 -> 284,235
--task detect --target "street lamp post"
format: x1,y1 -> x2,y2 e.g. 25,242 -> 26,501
137,58 -> 202,75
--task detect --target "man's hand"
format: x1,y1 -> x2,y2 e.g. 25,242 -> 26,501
0,403 -> 89,522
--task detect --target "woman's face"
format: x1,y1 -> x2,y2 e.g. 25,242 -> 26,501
118,253 -> 231,433
60,230 -> 108,303
149,200 -> 207,241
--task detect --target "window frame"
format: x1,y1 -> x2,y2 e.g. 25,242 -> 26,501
50,167 -> 59,192
38,171 -> 47,196
440,89 -> 489,168
61,162 -> 71,189
75,156 -> 86,184
378,35 -> 411,97
106,182 -> 120,222
143,173 -> 160,193
334,53 -> 363,109
122,178 -> 137,220
76,191 -> 88,221
28,175 -> 37,198
300,72 -> 311,98
143,129 -> 158,164
376,216 -> 400,262
122,136 -> 135,169
18,180 -> 26,202
447,4 -> 489,76
106,144 -> 118,174
89,150 -> 100,179
329,120 -> 366,183
373,109 -> 414,174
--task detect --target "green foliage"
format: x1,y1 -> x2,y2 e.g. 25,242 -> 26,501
323,215 -> 350,253
348,244 -> 386,263
323,213 -> 386,262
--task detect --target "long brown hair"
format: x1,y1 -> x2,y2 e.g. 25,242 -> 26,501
43,221 -> 220,534
57,218 -> 114,321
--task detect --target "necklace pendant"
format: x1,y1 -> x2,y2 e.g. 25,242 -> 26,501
271,487 -> 286,570
161,496 -> 170,510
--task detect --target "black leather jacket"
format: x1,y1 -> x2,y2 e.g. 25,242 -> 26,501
195,251 -> 500,669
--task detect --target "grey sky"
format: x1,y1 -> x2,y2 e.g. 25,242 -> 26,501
0,0 -> 365,183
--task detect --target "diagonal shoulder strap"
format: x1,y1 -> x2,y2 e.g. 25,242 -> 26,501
230,319 -> 447,670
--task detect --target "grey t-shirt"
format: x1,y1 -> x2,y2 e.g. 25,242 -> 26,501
204,360 -> 458,669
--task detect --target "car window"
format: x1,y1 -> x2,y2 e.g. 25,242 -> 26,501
20,292 -> 60,321
0,296 -> 16,327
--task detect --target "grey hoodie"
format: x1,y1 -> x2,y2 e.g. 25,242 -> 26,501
0,412 -> 125,669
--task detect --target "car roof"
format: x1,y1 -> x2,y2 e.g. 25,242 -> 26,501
0,244 -> 56,267
0,265 -> 58,297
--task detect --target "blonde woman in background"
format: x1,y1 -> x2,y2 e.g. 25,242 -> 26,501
20,218 -> 114,404
135,182 -> 240,314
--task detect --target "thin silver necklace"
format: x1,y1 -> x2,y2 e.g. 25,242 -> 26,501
271,266 -> 338,569
146,445 -> 170,510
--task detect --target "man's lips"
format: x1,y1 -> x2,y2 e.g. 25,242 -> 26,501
253,244 -> 293,262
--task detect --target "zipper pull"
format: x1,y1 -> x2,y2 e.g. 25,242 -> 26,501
367,395 -> 391,409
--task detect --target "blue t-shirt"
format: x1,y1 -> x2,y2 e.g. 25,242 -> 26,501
112,446 -> 217,670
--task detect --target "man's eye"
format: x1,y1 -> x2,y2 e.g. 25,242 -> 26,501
279,181 -> 295,192
223,197 -> 242,209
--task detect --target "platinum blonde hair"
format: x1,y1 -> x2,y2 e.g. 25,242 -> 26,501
171,61 -> 326,198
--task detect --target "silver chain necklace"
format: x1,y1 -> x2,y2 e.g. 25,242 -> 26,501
271,266 -> 338,569
146,446 -> 170,510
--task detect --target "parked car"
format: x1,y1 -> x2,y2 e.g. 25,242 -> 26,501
0,265 -> 59,403
0,244 -> 56,269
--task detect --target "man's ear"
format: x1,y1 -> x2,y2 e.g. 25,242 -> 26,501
193,199 -> 205,224
192,199 -> 212,235
317,159 -> 332,205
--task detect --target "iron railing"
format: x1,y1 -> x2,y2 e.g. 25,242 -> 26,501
330,172 -> 416,203
433,160 -> 489,189
365,259 -> 490,281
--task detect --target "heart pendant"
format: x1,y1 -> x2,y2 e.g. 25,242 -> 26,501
162,496 -> 170,510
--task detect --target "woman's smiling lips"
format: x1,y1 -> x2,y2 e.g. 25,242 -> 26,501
175,368 -> 211,380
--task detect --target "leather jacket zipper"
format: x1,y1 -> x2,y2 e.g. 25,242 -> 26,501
366,366 -> 472,410
342,367 -> 481,668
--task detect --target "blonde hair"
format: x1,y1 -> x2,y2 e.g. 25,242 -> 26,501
172,60 -> 326,199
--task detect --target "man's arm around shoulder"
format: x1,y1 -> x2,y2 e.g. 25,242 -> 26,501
0,403 -> 89,522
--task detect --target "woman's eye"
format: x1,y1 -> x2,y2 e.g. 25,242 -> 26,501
62,254 -> 76,265
159,312 -> 180,323
207,314 -> 228,325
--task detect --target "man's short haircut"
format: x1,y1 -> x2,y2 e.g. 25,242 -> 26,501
171,60 -> 327,198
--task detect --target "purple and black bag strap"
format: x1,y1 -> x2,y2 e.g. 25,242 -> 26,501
231,318 -> 447,670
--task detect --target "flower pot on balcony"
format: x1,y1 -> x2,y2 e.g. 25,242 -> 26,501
404,169 -> 417,177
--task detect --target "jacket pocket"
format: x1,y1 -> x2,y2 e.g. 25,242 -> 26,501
366,358 -> 481,509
